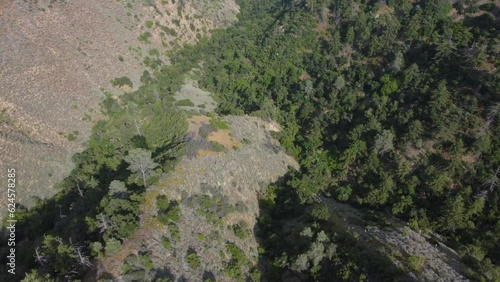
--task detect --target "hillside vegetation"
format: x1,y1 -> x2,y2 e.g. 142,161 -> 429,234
0,0 -> 238,211
183,0 -> 500,280
1,0 -> 500,281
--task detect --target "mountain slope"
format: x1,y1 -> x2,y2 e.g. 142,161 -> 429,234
0,0 -> 239,211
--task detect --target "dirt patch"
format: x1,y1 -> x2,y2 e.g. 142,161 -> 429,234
300,71 -> 311,81
197,149 -> 217,157
462,154 -> 480,163
265,120 -> 282,132
208,129 -> 241,149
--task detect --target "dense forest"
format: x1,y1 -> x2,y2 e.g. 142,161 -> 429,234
1,0 -> 500,281
188,0 -> 500,280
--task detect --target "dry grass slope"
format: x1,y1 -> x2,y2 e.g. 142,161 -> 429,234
96,115 -> 298,281
0,0 -> 239,212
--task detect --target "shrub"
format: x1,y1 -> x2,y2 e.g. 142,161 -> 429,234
82,113 -> 92,121
225,243 -> 248,279
156,195 -> 181,224
209,117 -> 230,130
189,195 -> 234,224
143,56 -> 162,70
149,48 -> 159,56
105,238 -> 122,255
67,131 -> 79,141
210,141 -> 225,152
160,25 -> 178,36
197,233 -> 206,241
186,252 -> 201,269
168,223 -> 181,242
138,32 -> 152,44
175,99 -> 195,107
311,204 -> 330,221
408,255 -> 423,271
90,241 -> 103,257
233,223 -> 249,239
198,124 -> 212,138
162,237 -> 172,249
112,76 -> 133,88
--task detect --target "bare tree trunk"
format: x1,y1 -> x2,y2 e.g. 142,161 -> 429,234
57,204 -> 67,219
34,247 -> 48,271
75,247 -> 92,268
76,182 -> 84,198
142,170 -> 147,187
134,118 -> 142,136
153,87 -> 160,101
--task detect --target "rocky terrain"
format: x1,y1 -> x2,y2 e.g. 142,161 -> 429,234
0,0 -> 239,211
322,198 -> 470,282
94,114 -> 298,281
174,78 -> 218,113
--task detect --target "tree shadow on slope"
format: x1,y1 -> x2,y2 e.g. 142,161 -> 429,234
0,133 -> 159,281
0,157 -> 133,281
253,169 -> 415,281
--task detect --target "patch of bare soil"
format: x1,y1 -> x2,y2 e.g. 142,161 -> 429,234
96,115 -> 299,281
207,129 -> 241,149
374,4 -> 394,19
197,149 -> 217,157
299,71 -> 311,81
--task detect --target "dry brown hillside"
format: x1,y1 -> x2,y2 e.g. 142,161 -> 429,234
93,114 -> 298,281
0,0 -> 238,211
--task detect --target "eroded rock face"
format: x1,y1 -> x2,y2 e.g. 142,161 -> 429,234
322,198 -> 470,282
0,0 -> 239,210
96,115 -> 298,281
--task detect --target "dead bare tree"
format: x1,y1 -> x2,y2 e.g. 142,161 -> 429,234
74,246 -> 92,269
333,0 -> 341,25
57,204 -> 67,220
134,118 -> 142,136
76,182 -> 84,198
153,87 -> 160,101
98,213 -> 113,234
476,166 -> 500,200
486,102 -> 500,127
63,269 -> 80,281
477,102 -> 499,137
484,166 -> 500,192
34,247 -> 49,272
